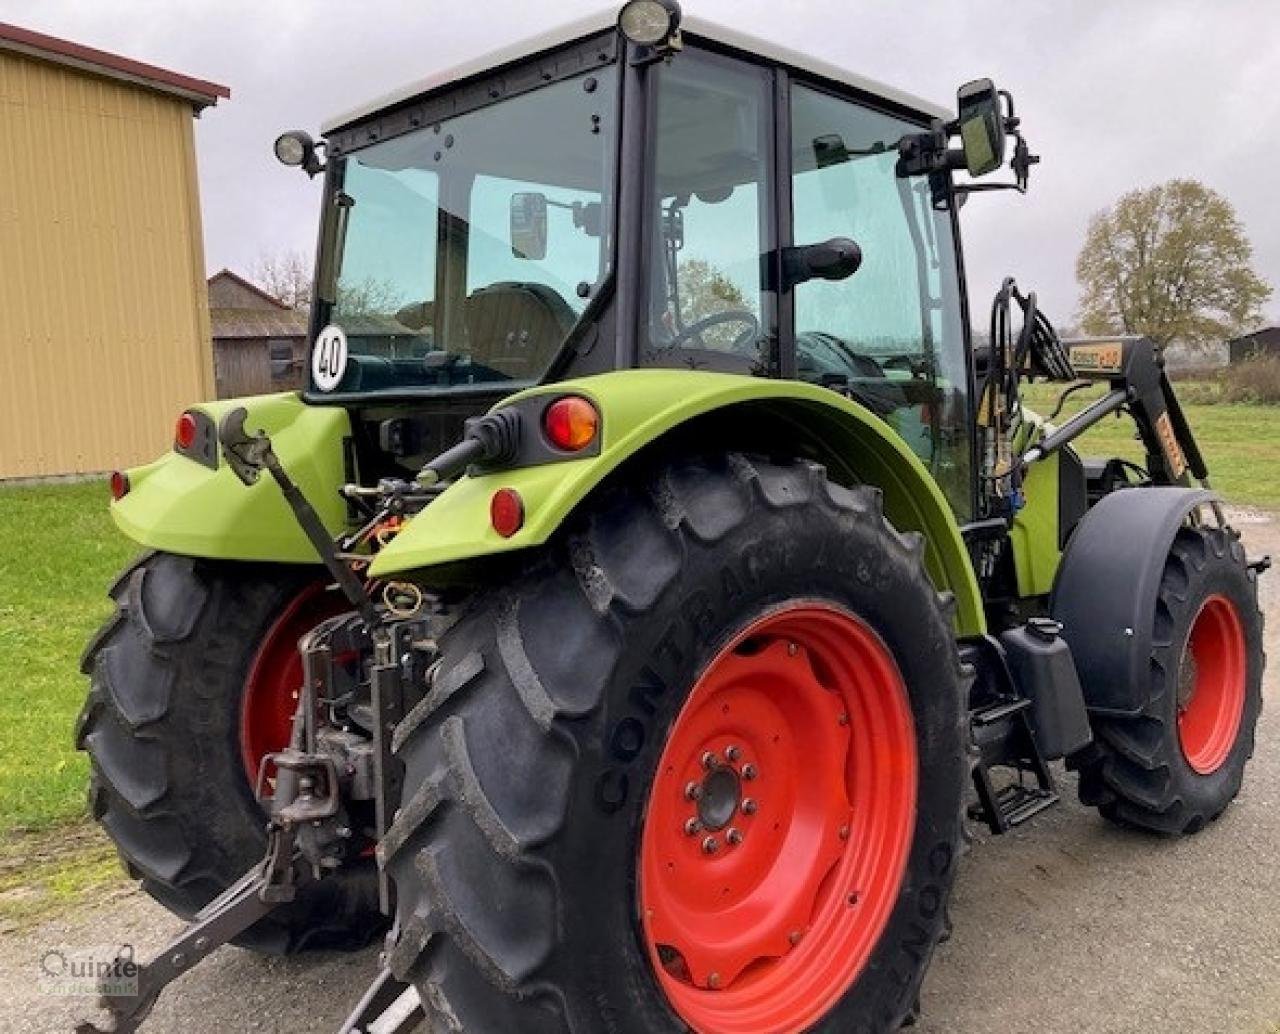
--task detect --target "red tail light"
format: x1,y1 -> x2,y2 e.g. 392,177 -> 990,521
490,488 -> 525,538
109,471 -> 130,500
174,412 -> 198,450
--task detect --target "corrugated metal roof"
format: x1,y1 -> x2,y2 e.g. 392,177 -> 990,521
211,308 -> 308,340
322,7 -> 949,134
0,21 -> 229,110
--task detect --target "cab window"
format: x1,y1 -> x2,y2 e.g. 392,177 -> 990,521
791,85 -> 973,516
643,50 -> 772,371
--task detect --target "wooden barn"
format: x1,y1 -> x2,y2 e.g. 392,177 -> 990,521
208,270 -> 308,398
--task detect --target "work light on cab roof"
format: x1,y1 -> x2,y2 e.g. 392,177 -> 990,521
618,0 -> 681,46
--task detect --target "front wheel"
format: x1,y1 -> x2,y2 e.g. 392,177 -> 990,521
1077,525 -> 1265,834
384,454 -> 968,1033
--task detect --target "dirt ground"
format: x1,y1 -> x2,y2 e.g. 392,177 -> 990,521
3,512 -> 1278,1034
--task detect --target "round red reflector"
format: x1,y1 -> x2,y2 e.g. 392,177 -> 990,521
174,412 -> 198,450
109,471 -> 130,500
544,396 -> 599,452
490,488 -> 525,538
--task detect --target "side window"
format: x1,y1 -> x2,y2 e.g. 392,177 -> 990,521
644,51 -> 771,367
791,85 -> 972,516
333,163 -> 439,333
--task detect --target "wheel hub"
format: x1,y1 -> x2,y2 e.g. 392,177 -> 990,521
694,763 -> 742,832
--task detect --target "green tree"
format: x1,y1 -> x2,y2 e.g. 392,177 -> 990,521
1076,179 -> 1270,348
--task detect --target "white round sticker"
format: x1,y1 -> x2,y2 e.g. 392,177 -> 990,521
311,325 -> 348,392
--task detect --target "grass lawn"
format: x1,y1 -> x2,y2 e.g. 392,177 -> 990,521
1021,383 -> 1280,510
0,480 -> 133,835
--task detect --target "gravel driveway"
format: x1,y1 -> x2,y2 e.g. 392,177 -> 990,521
5,513 -> 1278,1034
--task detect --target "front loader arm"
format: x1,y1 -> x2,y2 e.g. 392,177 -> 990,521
1026,337 -> 1208,487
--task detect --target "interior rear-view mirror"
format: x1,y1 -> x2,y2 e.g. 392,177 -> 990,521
956,78 -> 1006,177
510,192 -> 548,260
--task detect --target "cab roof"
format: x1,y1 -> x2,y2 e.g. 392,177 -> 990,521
321,7 -> 950,135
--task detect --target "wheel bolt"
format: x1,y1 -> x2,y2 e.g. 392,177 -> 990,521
787,642 -> 799,656
741,764 -> 757,781
741,798 -> 758,815
788,929 -> 803,946
727,827 -> 743,846
707,972 -> 722,989
685,781 -> 703,801
684,817 -> 702,836
725,745 -> 742,762
839,824 -> 850,841
838,713 -> 849,726
702,751 -> 719,770
702,836 -> 720,855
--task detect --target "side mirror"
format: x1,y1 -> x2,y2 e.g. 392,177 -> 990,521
955,79 -> 1006,177
781,237 -> 863,290
510,192 -> 548,260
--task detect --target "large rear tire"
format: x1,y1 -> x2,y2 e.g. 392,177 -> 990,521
1076,525 -> 1265,834
384,454 -> 968,1033
77,552 -> 383,953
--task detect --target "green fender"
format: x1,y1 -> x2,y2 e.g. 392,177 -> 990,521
371,371 -> 985,635
110,393 -> 352,563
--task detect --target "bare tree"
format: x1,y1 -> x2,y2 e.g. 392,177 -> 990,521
1076,180 -> 1270,348
251,249 -> 314,312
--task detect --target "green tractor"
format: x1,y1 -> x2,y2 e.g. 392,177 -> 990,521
78,4 -> 1267,1032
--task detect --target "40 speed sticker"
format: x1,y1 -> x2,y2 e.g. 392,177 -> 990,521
312,325 -> 348,392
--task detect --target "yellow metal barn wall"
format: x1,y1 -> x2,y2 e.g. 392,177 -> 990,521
0,51 -> 213,478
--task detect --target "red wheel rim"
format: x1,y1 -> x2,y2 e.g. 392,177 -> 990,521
240,584 -> 350,786
639,604 -> 918,1034
1178,594 -> 1246,775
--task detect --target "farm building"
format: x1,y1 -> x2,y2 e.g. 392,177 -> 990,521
0,22 -> 227,479
1228,327 -> 1280,364
209,270 -> 307,398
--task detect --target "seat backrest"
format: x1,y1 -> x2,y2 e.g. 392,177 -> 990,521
464,283 -> 576,380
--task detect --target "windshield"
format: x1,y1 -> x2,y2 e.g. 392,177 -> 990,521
312,66 -> 616,396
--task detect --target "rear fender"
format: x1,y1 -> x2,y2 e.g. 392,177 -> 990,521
370,371 -> 985,635
111,393 -> 351,563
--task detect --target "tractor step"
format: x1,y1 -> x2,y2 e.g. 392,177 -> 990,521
968,696 -> 1060,835
967,782 -> 1059,829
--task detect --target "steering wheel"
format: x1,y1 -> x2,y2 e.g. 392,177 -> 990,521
668,309 -> 761,353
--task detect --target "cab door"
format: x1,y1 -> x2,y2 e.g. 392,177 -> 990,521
787,83 -> 975,518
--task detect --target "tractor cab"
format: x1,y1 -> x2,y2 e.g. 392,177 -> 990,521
281,3 -> 1026,519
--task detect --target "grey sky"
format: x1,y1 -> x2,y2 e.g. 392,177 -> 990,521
7,0 -> 1279,328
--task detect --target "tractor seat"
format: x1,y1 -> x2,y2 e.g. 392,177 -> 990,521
464,282 -> 576,380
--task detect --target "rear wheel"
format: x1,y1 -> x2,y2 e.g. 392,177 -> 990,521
1077,526 -> 1264,834
384,454 -> 968,1033
78,552 -> 383,953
